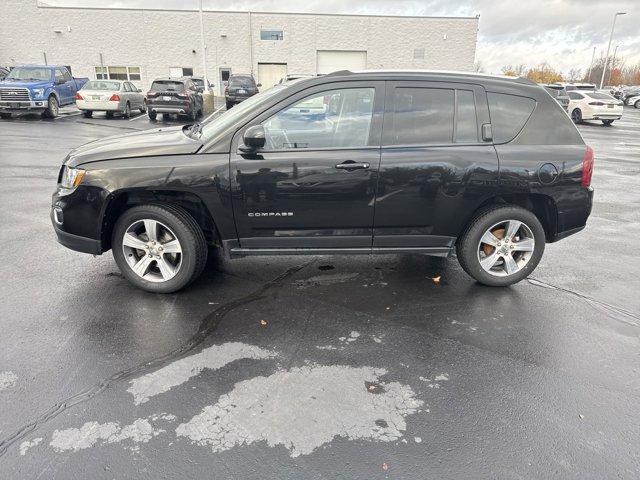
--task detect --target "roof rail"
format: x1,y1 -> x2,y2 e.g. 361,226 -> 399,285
325,70 -> 352,77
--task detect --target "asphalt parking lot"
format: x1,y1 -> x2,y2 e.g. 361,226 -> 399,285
1,106 -> 639,479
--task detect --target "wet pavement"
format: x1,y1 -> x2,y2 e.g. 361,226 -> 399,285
0,107 -> 639,479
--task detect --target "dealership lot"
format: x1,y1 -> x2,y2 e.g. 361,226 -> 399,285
0,108 -> 639,478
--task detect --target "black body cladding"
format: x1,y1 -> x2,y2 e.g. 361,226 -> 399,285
52,70 -> 592,261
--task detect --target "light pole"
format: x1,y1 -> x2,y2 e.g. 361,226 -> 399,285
198,0 -> 209,91
600,12 -> 626,89
586,46 -> 596,82
608,44 -> 619,86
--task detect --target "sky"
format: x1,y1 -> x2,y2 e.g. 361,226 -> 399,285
46,0 -> 640,75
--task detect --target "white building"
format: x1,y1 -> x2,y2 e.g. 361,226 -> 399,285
1,1 -> 479,95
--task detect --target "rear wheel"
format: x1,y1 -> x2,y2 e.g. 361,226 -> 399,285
82,110 -> 93,118
123,102 -> 131,119
635,100 -> 640,109
43,95 -> 59,118
189,106 -> 197,121
571,108 -> 582,124
141,99 -> 147,113
226,101 -> 233,110
148,110 -> 157,120
456,205 -> 545,287
602,119 -> 614,126
112,204 -> 207,293
0,112 -> 11,119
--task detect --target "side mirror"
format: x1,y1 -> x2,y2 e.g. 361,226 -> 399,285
56,78 -> 65,85
239,125 -> 266,152
137,88 -> 142,93
256,83 -> 262,88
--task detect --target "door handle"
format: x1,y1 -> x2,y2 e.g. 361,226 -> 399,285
335,161 -> 370,170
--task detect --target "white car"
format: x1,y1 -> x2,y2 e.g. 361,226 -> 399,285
625,95 -> 640,108
567,90 -> 623,125
75,80 -> 146,118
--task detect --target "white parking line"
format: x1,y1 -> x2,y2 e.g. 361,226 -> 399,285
129,113 -> 149,122
202,104 -> 225,123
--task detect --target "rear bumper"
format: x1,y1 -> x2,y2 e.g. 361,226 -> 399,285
225,95 -> 251,103
76,100 -> 122,111
549,187 -> 593,242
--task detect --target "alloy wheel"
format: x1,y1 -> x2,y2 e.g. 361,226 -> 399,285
122,219 -> 183,282
477,220 -> 535,277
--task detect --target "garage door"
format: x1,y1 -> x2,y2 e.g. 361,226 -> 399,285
316,50 -> 367,75
257,63 -> 288,90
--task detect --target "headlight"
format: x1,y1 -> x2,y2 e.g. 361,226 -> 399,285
32,88 -> 45,98
60,166 -> 86,189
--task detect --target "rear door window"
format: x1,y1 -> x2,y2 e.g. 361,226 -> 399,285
487,93 -> 536,143
390,87 -> 455,145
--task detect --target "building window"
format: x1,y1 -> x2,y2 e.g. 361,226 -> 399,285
169,67 -> 193,78
260,29 -> 283,41
95,66 -> 141,81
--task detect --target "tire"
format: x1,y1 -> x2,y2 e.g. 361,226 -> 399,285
0,112 -> 11,119
456,205 -> 546,287
83,110 -> 93,118
106,111 -> 114,119
189,106 -> 197,121
602,119 -> 614,126
148,110 -> 157,120
635,100 -> 640,109
226,101 -> 233,110
141,99 -> 147,113
571,108 -> 582,124
111,204 -> 208,293
123,102 -> 131,119
43,95 -> 59,118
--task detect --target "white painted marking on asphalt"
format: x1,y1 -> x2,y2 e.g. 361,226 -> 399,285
202,104 -> 225,123
19,437 -> 43,456
176,365 -> 424,457
129,113 -> 149,121
0,371 -> 17,390
127,342 -> 276,405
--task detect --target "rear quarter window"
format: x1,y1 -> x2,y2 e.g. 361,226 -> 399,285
487,93 -> 536,143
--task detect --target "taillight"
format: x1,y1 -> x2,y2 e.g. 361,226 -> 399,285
147,91 -> 156,98
75,92 -> 83,100
109,94 -> 120,101
582,145 -> 594,187
178,92 -> 189,99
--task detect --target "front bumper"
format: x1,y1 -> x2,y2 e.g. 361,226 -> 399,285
51,184 -> 108,255
0,100 -> 47,113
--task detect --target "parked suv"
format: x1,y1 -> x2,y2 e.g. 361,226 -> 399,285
51,70 -> 594,293
146,77 -> 203,121
543,84 -> 570,110
225,74 -> 260,109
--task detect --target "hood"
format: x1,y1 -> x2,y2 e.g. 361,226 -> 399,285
66,126 -> 203,167
0,79 -> 51,89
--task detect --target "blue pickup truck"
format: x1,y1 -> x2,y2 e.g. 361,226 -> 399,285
0,65 -> 88,119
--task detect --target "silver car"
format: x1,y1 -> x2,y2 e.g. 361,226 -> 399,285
76,80 -> 146,118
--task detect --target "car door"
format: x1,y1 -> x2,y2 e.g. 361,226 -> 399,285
123,82 -> 135,107
54,68 -> 71,104
229,81 -> 384,250
373,80 -> 498,251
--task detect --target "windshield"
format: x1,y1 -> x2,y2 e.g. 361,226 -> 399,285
586,92 -> 615,100
150,80 -> 185,92
6,67 -> 51,81
83,80 -> 121,91
192,79 -> 204,86
199,85 -> 285,141
229,76 -> 255,88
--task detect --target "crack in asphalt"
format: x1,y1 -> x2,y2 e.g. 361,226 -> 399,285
527,277 -> 640,327
0,262 -> 310,458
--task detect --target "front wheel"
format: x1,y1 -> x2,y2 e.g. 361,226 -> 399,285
83,110 -> 93,118
456,205 -> 545,287
602,119 -> 614,126
0,112 -> 11,119
635,100 -> 640,109
43,96 -> 59,118
112,204 -> 207,293
571,108 -> 582,124
141,99 -> 147,113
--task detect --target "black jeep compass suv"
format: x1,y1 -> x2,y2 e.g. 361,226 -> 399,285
51,70 -> 594,293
